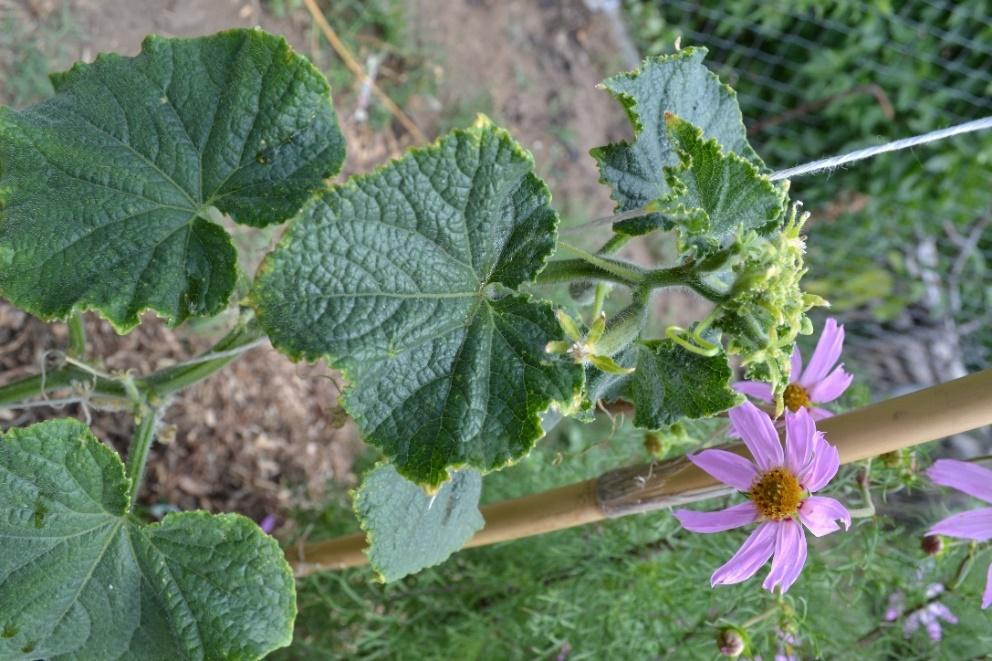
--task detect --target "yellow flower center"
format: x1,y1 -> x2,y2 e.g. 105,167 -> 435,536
783,383 -> 810,412
749,467 -> 804,520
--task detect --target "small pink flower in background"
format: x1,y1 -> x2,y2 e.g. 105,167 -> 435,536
885,584 -> 958,642
926,458 -> 992,608
904,601 -> 958,642
735,318 -> 853,420
674,402 -> 851,593
884,590 -> 906,622
259,513 -> 278,535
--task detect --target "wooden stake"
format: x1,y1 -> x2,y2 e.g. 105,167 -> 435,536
290,368 -> 992,576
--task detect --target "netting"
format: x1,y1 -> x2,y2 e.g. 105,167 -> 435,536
623,0 -> 992,390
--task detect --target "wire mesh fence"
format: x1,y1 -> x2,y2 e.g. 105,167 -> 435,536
623,0 -> 992,391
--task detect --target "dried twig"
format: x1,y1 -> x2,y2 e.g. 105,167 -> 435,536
302,0 -> 427,144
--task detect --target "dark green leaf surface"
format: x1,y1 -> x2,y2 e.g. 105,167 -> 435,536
660,114 -> 786,253
252,118 -> 584,488
0,419 -> 295,660
591,47 -> 760,236
0,28 -> 345,331
621,340 -> 740,429
355,464 -> 484,582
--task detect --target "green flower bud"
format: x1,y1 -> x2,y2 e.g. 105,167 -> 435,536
716,628 -> 745,658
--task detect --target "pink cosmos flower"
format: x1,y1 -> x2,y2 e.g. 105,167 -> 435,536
735,318 -> 853,420
674,401 -> 851,593
926,458 -> 992,609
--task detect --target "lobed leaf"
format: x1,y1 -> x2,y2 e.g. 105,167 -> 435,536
355,464 -> 484,582
619,340 -> 741,429
252,118 -> 584,488
659,114 -> 787,254
0,419 -> 295,660
591,47 -> 761,236
0,28 -> 345,331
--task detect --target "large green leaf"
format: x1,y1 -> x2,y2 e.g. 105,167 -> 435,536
660,114 -> 786,254
0,419 -> 295,660
0,28 -> 345,331
619,340 -> 740,430
252,118 -> 584,488
355,465 -> 483,582
591,47 -> 760,236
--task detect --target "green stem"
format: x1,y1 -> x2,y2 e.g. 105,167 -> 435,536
125,407 -> 160,510
642,264 -> 694,288
67,313 -> 87,359
557,242 -> 648,284
948,543 -> 977,591
599,233 -> 632,255
740,606 -> 778,629
536,259 -> 640,286
687,279 -> 730,303
138,320 -> 264,398
848,459 -> 876,519
0,315 -> 263,408
590,283 -> 609,319
0,366 -> 127,407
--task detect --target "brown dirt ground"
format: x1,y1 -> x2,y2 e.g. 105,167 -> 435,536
0,0 -> 703,525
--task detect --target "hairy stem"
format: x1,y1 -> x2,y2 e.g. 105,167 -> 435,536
0,314 -> 264,408
138,321 -> 265,398
536,259 -> 641,286
125,406 -> 160,510
67,313 -> 87,359
0,366 -> 128,407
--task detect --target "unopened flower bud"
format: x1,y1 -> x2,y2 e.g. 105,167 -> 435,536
921,535 -> 943,556
879,451 -> 900,467
715,628 -> 745,658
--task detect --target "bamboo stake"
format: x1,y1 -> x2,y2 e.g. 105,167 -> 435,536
290,368 -> 992,576
302,0 -> 427,144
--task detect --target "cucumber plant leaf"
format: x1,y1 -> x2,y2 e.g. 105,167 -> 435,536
252,118 -> 584,488
0,28 -> 345,332
0,419 -> 295,660
591,47 -> 761,236
355,464 -> 483,582
618,340 -> 741,429
660,114 -> 787,254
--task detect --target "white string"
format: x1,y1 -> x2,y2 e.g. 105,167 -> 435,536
566,115 -> 992,233
768,115 -> 992,181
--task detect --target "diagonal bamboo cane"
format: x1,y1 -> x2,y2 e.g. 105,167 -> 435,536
289,368 -> 992,577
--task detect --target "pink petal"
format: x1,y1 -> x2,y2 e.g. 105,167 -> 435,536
728,401 -> 784,471
674,502 -> 759,533
784,408 -> 816,474
927,459 -> 992,504
733,380 -> 773,402
932,603 -> 957,624
925,619 -> 942,642
799,318 -> 844,388
903,613 -> 921,637
808,407 -> 833,421
983,562 -> 992,609
790,345 -> 803,383
762,520 -> 807,593
799,432 -> 840,492
929,507 -> 992,541
808,364 -> 853,403
711,522 -> 777,586
688,449 -> 759,491
798,496 -> 851,537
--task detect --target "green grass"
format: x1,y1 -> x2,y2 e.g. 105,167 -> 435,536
279,406 -> 992,659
